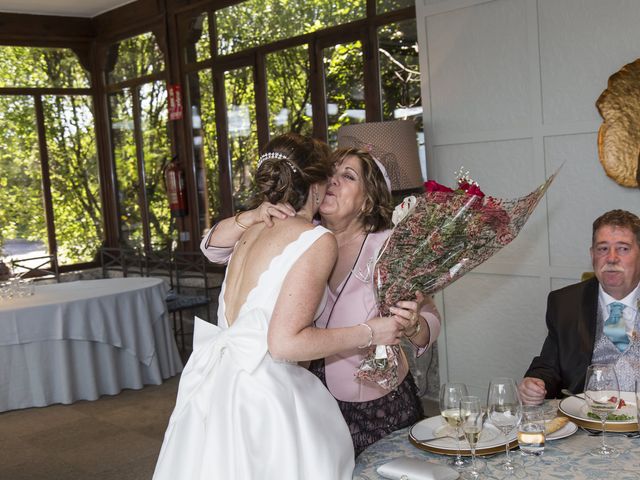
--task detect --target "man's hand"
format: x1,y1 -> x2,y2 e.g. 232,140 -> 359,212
518,377 -> 546,405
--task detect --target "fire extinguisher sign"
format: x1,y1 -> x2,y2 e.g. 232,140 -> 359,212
167,84 -> 183,120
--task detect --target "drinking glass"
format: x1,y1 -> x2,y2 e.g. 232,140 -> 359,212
487,377 -> 521,473
460,396 -> 486,479
517,405 -> 545,456
584,364 -> 620,457
440,382 -> 470,469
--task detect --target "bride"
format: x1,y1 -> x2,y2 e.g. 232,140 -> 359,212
153,133 -> 404,480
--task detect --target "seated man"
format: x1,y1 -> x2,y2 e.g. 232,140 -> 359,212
519,209 -> 640,404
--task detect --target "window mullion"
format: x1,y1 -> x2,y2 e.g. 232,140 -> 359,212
131,86 -> 152,252
33,94 -> 58,258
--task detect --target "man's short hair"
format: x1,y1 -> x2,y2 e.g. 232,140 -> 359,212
592,209 -> 640,246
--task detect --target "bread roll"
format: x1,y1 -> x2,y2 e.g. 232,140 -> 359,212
544,416 -> 569,435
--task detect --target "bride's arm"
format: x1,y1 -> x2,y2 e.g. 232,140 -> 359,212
202,202 -> 296,250
267,234 -> 403,362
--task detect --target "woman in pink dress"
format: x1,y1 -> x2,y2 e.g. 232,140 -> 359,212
202,147 -> 441,456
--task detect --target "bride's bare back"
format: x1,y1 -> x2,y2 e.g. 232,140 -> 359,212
223,217 -> 317,326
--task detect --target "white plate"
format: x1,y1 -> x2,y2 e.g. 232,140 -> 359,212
559,391 -> 638,432
546,420 -> 578,441
409,416 -> 516,456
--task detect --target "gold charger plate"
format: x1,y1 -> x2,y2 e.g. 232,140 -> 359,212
558,392 -> 638,433
409,416 -> 518,457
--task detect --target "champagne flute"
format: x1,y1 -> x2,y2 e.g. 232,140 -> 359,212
440,383 -> 470,469
584,364 -> 620,457
487,377 -> 521,473
460,396 -> 485,479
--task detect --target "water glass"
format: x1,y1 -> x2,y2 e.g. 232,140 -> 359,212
18,278 -> 35,296
517,405 -> 545,456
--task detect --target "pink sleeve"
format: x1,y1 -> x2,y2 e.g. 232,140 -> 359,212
415,302 -> 441,356
199,226 -> 233,264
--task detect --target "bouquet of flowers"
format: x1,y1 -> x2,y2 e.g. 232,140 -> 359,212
355,168 -> 559,390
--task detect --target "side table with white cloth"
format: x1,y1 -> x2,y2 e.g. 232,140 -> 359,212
354,425 -> 640,479
0,277 -> 183,412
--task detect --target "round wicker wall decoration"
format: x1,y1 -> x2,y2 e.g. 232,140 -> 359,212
596,57 -> 640,188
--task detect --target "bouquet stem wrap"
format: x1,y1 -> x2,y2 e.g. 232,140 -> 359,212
355,170 -> 559,390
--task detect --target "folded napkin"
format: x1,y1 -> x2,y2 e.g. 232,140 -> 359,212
376,456 -> 459,480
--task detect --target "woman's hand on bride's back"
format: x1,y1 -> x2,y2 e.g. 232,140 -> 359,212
367,316 -> 404,345
257,201 -> 296,227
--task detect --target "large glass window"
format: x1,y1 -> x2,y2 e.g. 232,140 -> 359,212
216,0 -> 366,55
0,96 -> 46,259
266,46 -> 312,137
378,20 -> 425,168
109,90 -> 142,247
379,20 -> 421,122
43,95 -> 102,263
0,47 -> 89,88
188,70 -> 220,232
324,41 -> 365,147
184,13 -> 211,63
0,46 -> 98,268
225,67 -> 258,211
108,32 -> 165,84
106,32 -> 171,252
140,82 -> 172,249
377,0 -> 414,15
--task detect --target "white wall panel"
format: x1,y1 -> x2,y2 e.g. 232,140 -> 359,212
539,0 -> 640,125
545,133 -> 639,268
442,273 -> 547,397
426,0 -> 532,141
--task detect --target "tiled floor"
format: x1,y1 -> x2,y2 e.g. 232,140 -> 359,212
0,377 -> 179,480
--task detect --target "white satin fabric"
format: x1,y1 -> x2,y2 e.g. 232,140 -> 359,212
153,226 -> 354,480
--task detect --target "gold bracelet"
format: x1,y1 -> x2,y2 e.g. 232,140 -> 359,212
234,212 -> 249,230
357,323 -> 373,349
407,318 -> 422,338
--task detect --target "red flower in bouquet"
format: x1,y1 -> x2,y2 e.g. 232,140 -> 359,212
355,168 -> 559,390
424,180 -> 454,193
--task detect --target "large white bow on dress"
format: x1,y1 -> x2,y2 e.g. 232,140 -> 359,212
169,312 -> 269,423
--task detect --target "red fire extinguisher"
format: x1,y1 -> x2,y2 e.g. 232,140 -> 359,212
164,156 -> 188,217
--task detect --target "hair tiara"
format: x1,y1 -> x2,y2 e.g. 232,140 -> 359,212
258,151 -> 298,173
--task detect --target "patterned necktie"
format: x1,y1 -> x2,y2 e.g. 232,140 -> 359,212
603,302 -> 628,352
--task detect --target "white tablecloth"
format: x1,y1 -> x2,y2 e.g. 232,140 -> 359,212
0,277 -> 183,412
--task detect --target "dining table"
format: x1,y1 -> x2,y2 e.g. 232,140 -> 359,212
0,277 -> 183,413
354,421 -> 640,479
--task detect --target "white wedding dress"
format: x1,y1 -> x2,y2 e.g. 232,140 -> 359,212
153,226 -> 355,480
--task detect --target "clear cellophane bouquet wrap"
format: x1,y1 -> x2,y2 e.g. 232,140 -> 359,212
355,168 -> 558,390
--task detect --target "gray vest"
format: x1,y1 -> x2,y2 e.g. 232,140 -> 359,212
591,301 -> 640,392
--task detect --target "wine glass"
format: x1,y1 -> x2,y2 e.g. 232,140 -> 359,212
487,377 -> 521,473
440,382 -> 470,469
460,396 -> 486,479
584,364 -> 620,457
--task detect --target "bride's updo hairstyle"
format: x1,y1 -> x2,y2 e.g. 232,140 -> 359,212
252,132 -> 332,211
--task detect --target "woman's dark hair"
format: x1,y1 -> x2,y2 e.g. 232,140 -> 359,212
251,133 -> 332,211
330,148 -> 393,232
